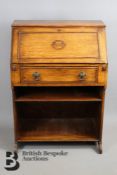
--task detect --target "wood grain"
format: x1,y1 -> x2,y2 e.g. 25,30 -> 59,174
11,20 -> 108,153
20,66 -> 98,84
12,20 -> 105,27
11,64 -> 107,86
19,32 -> 99,60
11,21 -> 107,64
17,118 -> 98,142
14,86 -> 102,102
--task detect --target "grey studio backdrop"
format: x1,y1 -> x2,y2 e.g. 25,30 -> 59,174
0,0 -> 116,152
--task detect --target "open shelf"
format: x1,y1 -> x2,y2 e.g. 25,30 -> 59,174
16,101 -> 100,142
16,101 -> 101,119
17,118 -> 98,142
15,87 -> 102,102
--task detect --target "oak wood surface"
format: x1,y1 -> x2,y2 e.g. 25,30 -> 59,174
20,66 -> 98,84
18,118 -> 98,142
12,20 -> 105,27
14,86 -> 102,102
11,64 -> 108,86
11,23 -> 107,64
11,20 -> 108,152
19,32 -> 99,60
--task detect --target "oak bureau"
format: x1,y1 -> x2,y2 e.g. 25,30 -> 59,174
11,20 -> 108,153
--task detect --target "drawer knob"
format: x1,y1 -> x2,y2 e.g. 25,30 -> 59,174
32,72 -> 40,81
79,72 -> 86,80
52,40 -> 65,50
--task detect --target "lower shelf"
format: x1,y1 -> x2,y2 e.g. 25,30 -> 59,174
17,118 -> 98,142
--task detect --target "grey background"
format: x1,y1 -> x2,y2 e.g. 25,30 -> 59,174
0,0 -> 117,174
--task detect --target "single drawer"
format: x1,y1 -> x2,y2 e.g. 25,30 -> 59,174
20,66 -> 98,85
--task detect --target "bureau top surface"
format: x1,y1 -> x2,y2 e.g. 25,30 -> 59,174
12,20 -> 105,27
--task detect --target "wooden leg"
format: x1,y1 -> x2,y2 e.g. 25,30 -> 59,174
14,142 -> 18,152
96,141 -> 102,154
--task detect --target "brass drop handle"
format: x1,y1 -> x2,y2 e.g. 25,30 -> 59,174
79,72 -> 86,79
32,72 -> 40,81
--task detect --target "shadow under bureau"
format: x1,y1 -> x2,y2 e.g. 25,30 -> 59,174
11,20 -> 108,153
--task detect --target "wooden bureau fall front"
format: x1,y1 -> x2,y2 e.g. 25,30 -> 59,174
11,20 -> 108,153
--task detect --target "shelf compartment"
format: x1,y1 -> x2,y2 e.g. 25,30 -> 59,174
17,118 -> 98,142
15,86 -> 102,102
16,101 -> 101,119
16,101 -> 100,142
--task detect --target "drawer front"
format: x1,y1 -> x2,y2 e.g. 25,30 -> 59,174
20,66 -> 98,85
